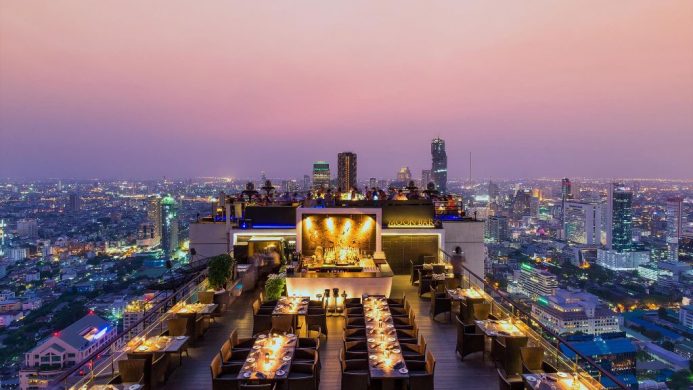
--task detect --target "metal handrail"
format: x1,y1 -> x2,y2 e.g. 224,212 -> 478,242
46,268 -> 209,389
439,249 -> 628,389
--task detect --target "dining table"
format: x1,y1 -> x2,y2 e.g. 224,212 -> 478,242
362,295 -> 409,382
273,296 -> 310,315
522,372 -> 592,390
237,332 -> 297,381
125,335 -> 190,365
168,302 -> 218,315
475,319 -> 525,337
447,287 -> 484,301
89,384 -> 143,390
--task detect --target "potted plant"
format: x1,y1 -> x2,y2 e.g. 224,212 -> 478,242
207,254 -> 233,291
264,272 -> 286,301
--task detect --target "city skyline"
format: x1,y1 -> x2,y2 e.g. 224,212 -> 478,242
1,1 -> 692,180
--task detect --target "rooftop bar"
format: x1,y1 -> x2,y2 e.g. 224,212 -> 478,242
286,207 -> 395,300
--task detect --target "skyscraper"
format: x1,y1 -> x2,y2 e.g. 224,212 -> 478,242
431,137 -> 447,193
511,189 -> 532,220
369,177 -> 377,189
488,181 -> 500,201
0,219 -> 6,256
396,166 -> 412,183
421,169 -> 432,188
337,152 -> 357,191
312,161 -> 330,190
160,195 -> 179,258
16,219 -> 38,239
606,183 -> 633,252
485,215 -> 509,243
147,196 -> 162,246
68,193 -> 81,214
303,175 -> 311,191
559,178 -> 572,239
561,178 -> 572,201
564,200 -> 603,245
665,197 -> 683,261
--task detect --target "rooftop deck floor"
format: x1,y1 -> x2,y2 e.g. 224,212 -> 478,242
164,275 -> 498,389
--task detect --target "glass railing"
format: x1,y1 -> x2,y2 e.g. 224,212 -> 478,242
47,269 -> 212,390
439,249 -> 628,390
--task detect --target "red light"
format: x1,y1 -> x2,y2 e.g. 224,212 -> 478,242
53,331 -> 60,337
88,309 -> 95,315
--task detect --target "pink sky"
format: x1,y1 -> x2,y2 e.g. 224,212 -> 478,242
1,1 -> 692,180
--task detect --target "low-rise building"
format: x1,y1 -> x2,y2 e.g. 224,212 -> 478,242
19,314 -> 116,390
597,249 -> 649,271
532,289 -> 621,335
560,334 -> 638,389
516,263 -> 558,300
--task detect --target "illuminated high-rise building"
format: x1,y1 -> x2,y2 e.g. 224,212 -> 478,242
421,169 -> 432,188
431,137 -> 447,193
337,152 -> 357,191
606,183 -> 633,252
303,175 -> 311,190
396,166 -> 411,183
0,219 -> 6,256
160,195 -> 179,258
665,197 -> 683,261
16,219 -> 38,239
564,200 -> 603,245
559,178 -> 572,238
68,193 -> 81,214
369,177 -> 377,189
561,178 -> 572,201
312,161 -> 330,189
488,181 -> 500,201
511,189 -> 532,220
147,196 -> 162,246
485,215 -> 509,243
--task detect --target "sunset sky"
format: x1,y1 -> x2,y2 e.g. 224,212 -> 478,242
1,1 -> 692,180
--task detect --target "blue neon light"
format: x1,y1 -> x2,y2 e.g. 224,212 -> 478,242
251,225 -> 295,229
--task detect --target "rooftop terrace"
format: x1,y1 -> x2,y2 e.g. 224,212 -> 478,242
162,275 -> 498,389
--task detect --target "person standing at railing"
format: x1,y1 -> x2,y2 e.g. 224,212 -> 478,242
450,246 -> 465,279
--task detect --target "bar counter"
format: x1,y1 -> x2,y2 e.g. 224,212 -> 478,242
285,261 -> 394,299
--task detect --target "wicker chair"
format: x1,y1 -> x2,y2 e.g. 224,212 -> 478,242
407,351 -> 436,389
252,314 -> 272,336
456,316 -> 484,360
521,346 -> 557,374
344,298 -> 362,308
229,328 -> 255,350
271,315 -> 294,334
210,354 -> 243,390
220,339 -> 250,367
198,291 -> 214,304
109,358 -> 146,385
345,317 -> 365,329
297,336 -> 320,350
497,368 -> 524,390
410,259 -> 423,285
344,328 -> 366,341
499,336 -> 528,376
151,353 -> 169,389
429,286 -> 452,322
472,303 -> 491,321
339,348 -> 370,390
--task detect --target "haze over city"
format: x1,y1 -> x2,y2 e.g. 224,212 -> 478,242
1,1 -> 692,180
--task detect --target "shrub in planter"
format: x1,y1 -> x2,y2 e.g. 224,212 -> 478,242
208,254 -> 233,291
264,272 -> 286,301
